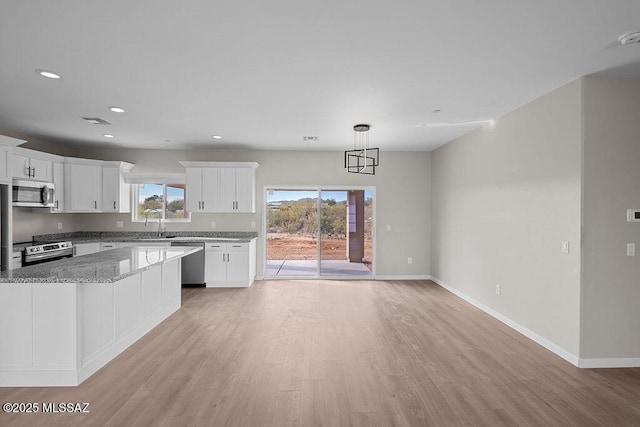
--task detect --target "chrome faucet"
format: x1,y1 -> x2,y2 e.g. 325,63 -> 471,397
144,209 -> 164,236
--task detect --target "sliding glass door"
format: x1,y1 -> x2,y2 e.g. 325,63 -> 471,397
265,187 -> 375,279
265,190 -> 318,277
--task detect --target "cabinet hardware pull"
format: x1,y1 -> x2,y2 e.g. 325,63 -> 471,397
55,200 -> 58,209
228,253 -> 230,262
113,201 -> 116,209
94,200 -> 97,209
202,201 -> 205,209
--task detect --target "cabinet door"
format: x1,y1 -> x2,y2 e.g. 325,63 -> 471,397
30,158 -> 52,182
226,244 -> 249,284
51,163 -> 64,213
219,168 -> 236,212
69,164 -> 101,211
74,242 -> 101,256
102,167 -> 119,212
12,154 -> 31,179
202,168 -> 222,212
0,145 -> 11,183
205,244 -> 227,284
185,168 -> 203,212
234,168 -> 255,212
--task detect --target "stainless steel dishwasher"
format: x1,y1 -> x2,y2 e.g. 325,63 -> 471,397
170,241 -> 205,286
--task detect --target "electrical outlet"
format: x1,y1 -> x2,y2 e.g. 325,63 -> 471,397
627,243 -> 636,257
116,221 -> 124,228
386,224 -> 391,231
211,221 -> 216,228
407,257 -> 412,264
561,241 -> 570,254
250,221 -> 256,229
496,284 -> 502,295
57,222 -> 63,230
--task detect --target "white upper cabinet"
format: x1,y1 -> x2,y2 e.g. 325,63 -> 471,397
0,145 -> 11,184
180,162 -> 259,213
185,167 -> 203,212
219,168 -> 254,212
65,158 -> 134,213
0,135 -> 23,183
102,162 -> 134,213
66,160 -> 102,212
50,162 -> 64,213
12,147 -> 56,182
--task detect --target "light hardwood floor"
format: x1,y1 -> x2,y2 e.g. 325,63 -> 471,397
2,280 -> 640,426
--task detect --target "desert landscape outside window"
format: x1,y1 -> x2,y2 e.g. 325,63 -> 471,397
265,188 -> 374,278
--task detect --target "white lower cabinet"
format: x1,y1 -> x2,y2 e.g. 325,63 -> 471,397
74,242 -> 101,256
0,257 -> 184,386
205,240 -> 256,287
100,242 -> 119,252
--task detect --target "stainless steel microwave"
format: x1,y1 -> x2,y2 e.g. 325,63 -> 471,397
12,180 -> 55,207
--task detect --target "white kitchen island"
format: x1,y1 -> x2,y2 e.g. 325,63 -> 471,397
0,246 -> 201,387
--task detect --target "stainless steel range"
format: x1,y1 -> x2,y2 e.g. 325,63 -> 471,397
23,242 -> 74,267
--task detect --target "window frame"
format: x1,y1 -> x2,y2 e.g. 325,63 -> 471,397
131,183 -> 191,223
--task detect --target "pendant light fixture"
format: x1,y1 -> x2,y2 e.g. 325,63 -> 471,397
344,124 -> 379,175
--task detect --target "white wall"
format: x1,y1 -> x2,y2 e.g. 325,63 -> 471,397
581,76 -> 640,360
64,148 -> 432,279
431,80 -> 583,358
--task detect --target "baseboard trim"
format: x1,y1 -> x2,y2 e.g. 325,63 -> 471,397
430,276 -> 581,367
375,275 -> 431,280
578,358 -> 640,368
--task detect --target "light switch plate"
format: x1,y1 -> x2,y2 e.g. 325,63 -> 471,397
250,221 -> 256,229
57,222 -> 63,230
386,224 -> 391,231
627,243 -> 635,257
116,221 -> 124,228
211,221 -> 216,228
561,241 -> 570,254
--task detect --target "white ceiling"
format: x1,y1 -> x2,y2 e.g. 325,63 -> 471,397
1,0 -> 639,151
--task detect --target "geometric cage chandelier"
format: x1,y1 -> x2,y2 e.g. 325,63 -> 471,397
344,124 -> 380,175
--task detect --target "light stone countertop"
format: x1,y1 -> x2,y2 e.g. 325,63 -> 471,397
13,232 -> 259,252
0,246 -> 202,283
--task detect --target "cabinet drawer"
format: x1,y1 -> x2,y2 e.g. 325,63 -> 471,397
227,243 -> 248,252
205,243 -> 225,251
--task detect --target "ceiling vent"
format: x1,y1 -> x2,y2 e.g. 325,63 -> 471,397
303,136 -> 319,141
82,117 -> 112,125
618,31 -> 640,45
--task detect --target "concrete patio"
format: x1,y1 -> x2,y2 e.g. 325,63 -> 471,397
266,259 -> 372,277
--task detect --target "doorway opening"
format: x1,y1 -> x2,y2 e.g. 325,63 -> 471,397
264,187 -> 374,279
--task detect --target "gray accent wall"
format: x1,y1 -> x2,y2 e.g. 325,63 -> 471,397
582,76 -> 640,359
431,80 -> 583,357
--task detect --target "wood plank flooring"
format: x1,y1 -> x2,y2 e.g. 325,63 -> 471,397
2,279 -> 640,426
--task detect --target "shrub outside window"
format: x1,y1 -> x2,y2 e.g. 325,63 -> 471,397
133,183 -> 190,222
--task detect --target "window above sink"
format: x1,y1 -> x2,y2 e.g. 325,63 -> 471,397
132,183 -> 191,223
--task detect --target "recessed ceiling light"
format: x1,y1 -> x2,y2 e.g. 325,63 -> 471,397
103,134 -> 115,138
212,135 -> 222,139
36,69 -> 61,79
618,31 -> 640,45
108,106 -> 125,113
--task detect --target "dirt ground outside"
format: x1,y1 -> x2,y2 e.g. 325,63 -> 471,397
267,233 -> 372,270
